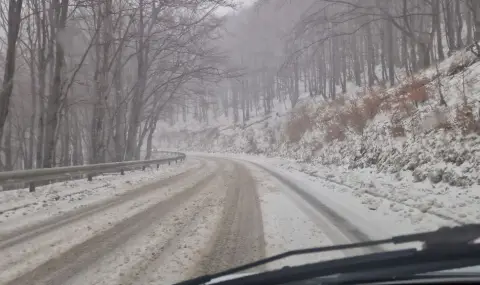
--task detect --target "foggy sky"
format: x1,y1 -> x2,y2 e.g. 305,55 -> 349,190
216,0 -> 256,15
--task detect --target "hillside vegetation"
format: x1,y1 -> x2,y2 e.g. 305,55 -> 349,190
160,48 -> 480,188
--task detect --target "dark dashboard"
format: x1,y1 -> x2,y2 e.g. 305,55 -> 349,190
278,273 -> 480,285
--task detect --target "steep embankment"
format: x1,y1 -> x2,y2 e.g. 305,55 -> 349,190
159,49 -> 480,211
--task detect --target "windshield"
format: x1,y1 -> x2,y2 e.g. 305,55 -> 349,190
0,0 -> 479,284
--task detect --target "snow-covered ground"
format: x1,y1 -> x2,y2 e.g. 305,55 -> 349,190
0,158 -> 213,283
1,152 -> 477,284
259,157 -> 463,234
4,155 -> 383,285
65,162 -> 231,285
0,160 -> 199,234
248,161 -> 344,270
191,152 -> 465,238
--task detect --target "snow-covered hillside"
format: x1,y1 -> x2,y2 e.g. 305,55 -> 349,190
157,48 -> 480,226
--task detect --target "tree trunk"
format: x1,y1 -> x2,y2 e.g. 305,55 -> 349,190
232,83 -> 239,123
4,120 -> 13,171
0,0 -> 23,146
409,37 -> 417,72
433,0 -> 445,61
386,19 -> 395,87
466,0 -> 473,45
291,60 -> 300,107
135,116 -> 154,159
401,31 -> 410,75
319,47 -> 327,100
380,26 -> 387,83
91,0 -> 113,163
365,22 -> 375,87
456,0 -> 464,49
114,70 -> 126,162
27,28 -> 37,169
444,0 -> 456,52
35,1 -> 47,169
340,38 -> 347,93
474,0 -> 480,42
126,0 -> 147,160
144,120 -> 157,160
42,0 -> 68,168
61,111 -> 70,166
418,42 -> 431,69
72,118 -> 82,165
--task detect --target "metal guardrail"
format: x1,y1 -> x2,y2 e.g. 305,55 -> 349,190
0,152 -> 186,192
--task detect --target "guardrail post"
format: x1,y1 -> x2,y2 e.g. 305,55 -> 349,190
87,174 -> 93,181
29,182 -> 35,192
120,169 -> 125,175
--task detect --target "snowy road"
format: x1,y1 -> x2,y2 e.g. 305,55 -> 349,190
0,156 -> 375,285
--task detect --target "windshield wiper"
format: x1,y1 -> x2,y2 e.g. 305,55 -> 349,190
211,245 -> 480,285
175,224 -> 480,285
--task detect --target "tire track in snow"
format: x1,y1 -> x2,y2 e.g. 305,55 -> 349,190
246,161 -> 383,253
194,160 -> 266,276
247,163 -> 344,270
0,160 -> 217,283
113,160 -> 237,285
0,160 -> 205,251
4,161 -> 220,285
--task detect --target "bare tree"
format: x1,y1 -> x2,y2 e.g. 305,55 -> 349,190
0,0 -> 23,155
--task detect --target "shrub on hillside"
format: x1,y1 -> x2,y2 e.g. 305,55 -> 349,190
362,90 -> 384,120
397,97 -> 415,117
286,106 -> 314,142
454,104 -> 478,134
345,102 -> 367,134
396,77 -> 429,95
337,107 -> 349,128
395,77 -> 430,107
409,85 -> 429,106
324,123 -> 345,142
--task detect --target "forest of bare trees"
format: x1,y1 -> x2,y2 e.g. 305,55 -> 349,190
0,0 -> 235,171
168,0 -> 480,128
2,0 -> 480,172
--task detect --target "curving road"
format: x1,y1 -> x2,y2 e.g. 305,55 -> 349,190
0,156 -> 374,285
